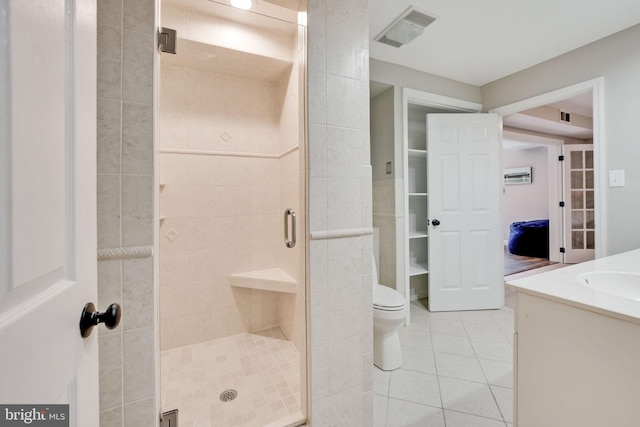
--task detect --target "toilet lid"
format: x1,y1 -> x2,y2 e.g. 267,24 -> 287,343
373,284 -> 406,310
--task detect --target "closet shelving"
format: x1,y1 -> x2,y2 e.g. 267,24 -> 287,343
406,129 -> 429,279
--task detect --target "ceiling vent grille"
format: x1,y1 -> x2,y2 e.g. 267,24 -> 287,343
374,6 -> 437,48
560,111 -> 571,123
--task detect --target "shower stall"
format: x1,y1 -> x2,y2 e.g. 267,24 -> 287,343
157,0 -> 307,425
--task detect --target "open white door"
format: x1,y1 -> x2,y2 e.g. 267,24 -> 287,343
427,114 -> 503,312
562,144 -> 596,264
0,0 -> 98,425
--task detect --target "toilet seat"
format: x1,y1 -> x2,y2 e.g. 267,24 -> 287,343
373,285 -> 406,311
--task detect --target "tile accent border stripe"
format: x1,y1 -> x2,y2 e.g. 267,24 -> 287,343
310,227 -> 373,240
97,245 -> 154,261
160,145 -> 298,160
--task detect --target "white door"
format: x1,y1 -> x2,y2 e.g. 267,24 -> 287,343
563,144 -> 596,264
0,0 -> 98,425
427,114 -> 503,312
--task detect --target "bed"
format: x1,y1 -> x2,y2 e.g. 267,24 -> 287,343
508,219 -> 549,258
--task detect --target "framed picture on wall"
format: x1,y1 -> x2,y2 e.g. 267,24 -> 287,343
504,166 -> 532,185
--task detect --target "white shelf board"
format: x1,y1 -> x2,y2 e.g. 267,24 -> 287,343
409,193 -> 428,197
409,231 -> 428,239
409,261 -> 429,276
408,148 -> 427,156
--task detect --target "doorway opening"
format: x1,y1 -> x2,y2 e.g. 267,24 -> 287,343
370,86 -> 505,320
502,133 -> 561,276
157,1 -> 307,426
500,89 -> 597,277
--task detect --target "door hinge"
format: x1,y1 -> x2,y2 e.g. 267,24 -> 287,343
558,155 -> 565,161
559,201 -> 565,207
560,247 -> 566,253
160,409 -> 178,427
158,27 -> 177,54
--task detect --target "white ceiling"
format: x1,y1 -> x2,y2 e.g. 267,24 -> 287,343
369,0 -> 640,86
503,92 -> 593,139
503,112 -> 593,139
547,92 -> 593,117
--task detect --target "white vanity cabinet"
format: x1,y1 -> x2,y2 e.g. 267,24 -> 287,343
513,290 -> 640,427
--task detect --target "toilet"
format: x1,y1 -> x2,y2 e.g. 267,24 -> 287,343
372,254 -> 407,371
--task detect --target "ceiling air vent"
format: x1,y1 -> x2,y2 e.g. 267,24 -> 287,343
375,6 -> 437,48
560,111 -> 571,123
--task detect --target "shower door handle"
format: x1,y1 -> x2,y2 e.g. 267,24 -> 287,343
284,208 -> 296,248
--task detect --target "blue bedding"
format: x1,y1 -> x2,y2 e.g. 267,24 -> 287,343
508,219 -> 549,258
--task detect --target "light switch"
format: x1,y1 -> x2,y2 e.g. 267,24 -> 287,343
609,170 -> 625,187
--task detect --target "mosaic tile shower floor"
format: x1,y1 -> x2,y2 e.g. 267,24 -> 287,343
161,327 -> 302,427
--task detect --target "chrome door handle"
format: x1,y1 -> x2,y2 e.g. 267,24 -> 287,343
284,208 -> 296,248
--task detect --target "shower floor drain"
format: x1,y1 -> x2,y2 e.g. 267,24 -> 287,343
219,389 -> 238,402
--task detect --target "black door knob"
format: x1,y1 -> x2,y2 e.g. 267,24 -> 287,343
431,219 -> 440,226
79,302 -> 122,338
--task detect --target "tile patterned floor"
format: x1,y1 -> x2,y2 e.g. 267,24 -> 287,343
160,327 -> 302,427
374,300 -> 515,427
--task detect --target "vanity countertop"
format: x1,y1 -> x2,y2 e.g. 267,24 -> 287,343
507,248 -> 640,323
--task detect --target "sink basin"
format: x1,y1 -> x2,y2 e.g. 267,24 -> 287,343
577,271 -> 640,301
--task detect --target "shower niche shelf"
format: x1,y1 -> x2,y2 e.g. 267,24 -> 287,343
162,37 -> 293,84
230,268 -> 297,294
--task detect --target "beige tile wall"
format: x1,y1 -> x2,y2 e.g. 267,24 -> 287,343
97,0 -> 157,426
307,0 -> 373,425
161,2 -> 295,64
158,63 -> 281,349
97,0 -> 371,424
372,179 -> 398,287
159,151 -> 282,349
158,1 -> 305,353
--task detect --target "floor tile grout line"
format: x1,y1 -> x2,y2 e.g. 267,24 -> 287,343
383,397 -> 447,418
432,304 -> 511,425
470,327 -> 510,424
463,310 -> 510,425
383,394 -> 509,426
462,321 -> 494,388
488,384 -> 509,424
383,393 -> 390,427
444,407 -> 510,425
379,304 -> 514,427
462,317 -> 513,342
427,308 -> 446,426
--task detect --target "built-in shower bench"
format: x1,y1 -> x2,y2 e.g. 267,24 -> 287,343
230,268 -> 297,294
